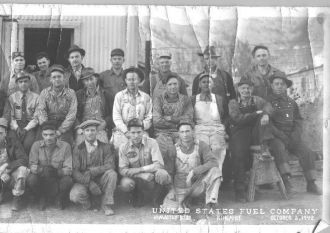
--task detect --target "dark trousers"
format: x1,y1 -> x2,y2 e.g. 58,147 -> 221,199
9,128 -> 37,154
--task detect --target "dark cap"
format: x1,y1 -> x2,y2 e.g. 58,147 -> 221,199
12,52 -> 25,60
252,45 -> 269,57
41,120 -> 58,131
269,71 -> 292,88
123,66 -> 145,83
127,118 -> 143,130
49,64 -> 65,74
111,48 -> 124,57
158,51 -> 172,59
177,119 -> 194,130
66,45 -> 86,58
198,45 -> 220,58
15,71 -> 30,82
199,73 -> 211,81
237,78 -> 254,87
81,67 -> 100,81
36,52 -> 50,61
0,118 -> 8,129
79,119 -> 101,130
165,73 -> 180,84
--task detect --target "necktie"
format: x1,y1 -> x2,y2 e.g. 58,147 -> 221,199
21,93 -> 27,123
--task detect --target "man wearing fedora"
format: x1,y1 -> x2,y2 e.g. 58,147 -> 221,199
36,64 -> 77,145
33,52 -> 52,91
7,71 -> 39,153
0,117 -> 29,211
112,66 -> 152,153
192,45 -> 236,102
150,51 -> 187,100
75,67 -> 114,145
99,48 -> 126,98
66,45 -> 88,92
70,119 -> 117,216
0,52 -> 40,97
266,71 -> 322,195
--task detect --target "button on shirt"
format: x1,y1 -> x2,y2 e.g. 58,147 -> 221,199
99,68 -> 125,97
83,87 -> 104,122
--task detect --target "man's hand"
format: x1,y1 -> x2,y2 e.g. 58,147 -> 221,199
164,116 -> 171,121
127,168 -> 142,177
76,128 -> 83,135
82,170 -> 91,185
124,131 -> 130,139
30,165 -> 38,174
0,173 -> 10,183
260,114 -> 269,126
56,130 -> 62,138
256,110 -> 263,114
16,127 -> 27,139
135,172 -> 154,182
186,170 -> 194,187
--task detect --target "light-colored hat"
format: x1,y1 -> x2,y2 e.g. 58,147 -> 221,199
158,51 -> 172,59
79,119 -> 101,129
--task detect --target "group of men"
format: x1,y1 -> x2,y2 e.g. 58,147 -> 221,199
0,43 -> 322,217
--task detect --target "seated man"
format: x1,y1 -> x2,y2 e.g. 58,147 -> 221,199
153,75 -> 193,177
70,119 -> 117,216
112,67 -> 152,152
162,121 -> 221,209
7,71 -> 39,153
191,73 -> 228,171
119,118 -> 171,207
266,71 -> 322,195
75,68 -> 114,145
36,64 -> 77,145
27,120 -> 73,210
0,118 -> 29,211
228,79 -> 274,202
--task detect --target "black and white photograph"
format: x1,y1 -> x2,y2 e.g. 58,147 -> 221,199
0,3 -> 328,233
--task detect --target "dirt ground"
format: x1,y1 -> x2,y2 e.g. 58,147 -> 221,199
0,170 -> 322,226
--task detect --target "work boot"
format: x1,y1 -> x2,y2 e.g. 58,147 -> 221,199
11,196 -> 22,211
102,204 -> 115,216
132,189 -> 145,208
55,195 -> 65,210
38,196 -> 47,211
152,184 -> 166,207
82,199 -> 92,210
307,181 -> 322,195
282,174 -> 294,195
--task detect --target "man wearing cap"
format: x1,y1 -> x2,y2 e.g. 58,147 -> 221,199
66,45 -> 88,92
266,72 -> 322,195
7,71 -> 39,153
0,52 -> 40,96
27,120 -> 73,210
153,75 -> 193,177
36,64 -> 77,145
192,45 -> 236,102
162,121 -> 221,209
228,79 -> 274,202
75,67 -> 114,145
191,73 -> 228,172
33,52 -> 52,91
70,119 -> 117,216
119,118 -> 171,207
150,51 -> 187,100
241,45 -> 283,99
0,117 -> 29,211
99,48 -> 126,98
112,66 -> 152,152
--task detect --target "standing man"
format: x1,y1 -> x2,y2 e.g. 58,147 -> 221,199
99,48 -> 126,98
0,118 -> 29,211
119,118 -> 171,207
150,51 -> 187,100
27,120 -> 73,210
192,46 -> 236,102
70,120 -> 117,216
66,45 -> 87,92
33,52 -> 52,91
36,64 -> 77,145
7,71 -> 39,153
267,72 -> 322,195
0,52 -> 39,96
241,45 -> 283,99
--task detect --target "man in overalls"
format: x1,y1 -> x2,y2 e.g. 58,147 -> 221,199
228,79 -> 274,202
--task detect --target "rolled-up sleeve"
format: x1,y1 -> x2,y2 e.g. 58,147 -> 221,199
58,89 -> 77,133
118,144 -> 130,177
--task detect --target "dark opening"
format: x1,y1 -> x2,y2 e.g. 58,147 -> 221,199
24,28 -> 73,69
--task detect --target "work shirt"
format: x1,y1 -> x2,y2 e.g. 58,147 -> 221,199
36,86 -> 77,134
113,89 -> 152,133
29,140 -> 73,176
82,87 -> 104,122
99,68 -> 125,98
119,135 -> 164,177
33,69 -> 51,91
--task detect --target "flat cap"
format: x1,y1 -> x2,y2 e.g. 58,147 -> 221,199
12,52 -> 25,60
81,67 -> 100,81
199,73 -> 211,81
158,51 -> 172,59
79,119 -> 101,130
41,120 -> 58,131
0,118 -> 8,129
237,79 -> 254,87
111,48 -> 124,57
49,64 -> 65,74
15,71 -> 30,82
66,45 -> 86,58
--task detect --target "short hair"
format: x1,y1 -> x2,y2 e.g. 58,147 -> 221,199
165,74 -> 179,84
127,118 -> 144,131
36,52 -> 50,61
177,120 -> 194,130
252,45 -> 269,57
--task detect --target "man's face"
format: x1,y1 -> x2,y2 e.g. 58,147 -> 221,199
17,78 -> 30,92
159,57 -> 171,73
271,78 -> 287,95
37,57 -> 50,71
13,57 -> 25,70
166,78 -> 179,95
110,56 -> 124,70
129,126 -> 143,144
254,49 -> 269,66
178,125 -> 194,143
199,77 -> 210,93
50,71 -> 65,88
68,51 -> 83,68
238,84 -> 253,98
83,126 -> 97,142
125,72 -> 140,91
203,55 -> 217,70
0,127 -> 7,144
83,76 -> 98,90
42,129 -> 57,146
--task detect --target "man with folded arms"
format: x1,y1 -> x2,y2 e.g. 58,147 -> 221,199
70,119 -> 117,216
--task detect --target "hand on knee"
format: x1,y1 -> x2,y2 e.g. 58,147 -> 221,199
119,177 -> 135,192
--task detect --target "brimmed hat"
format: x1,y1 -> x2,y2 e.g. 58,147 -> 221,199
49,64 -> 65,74
237,79 -> 254,87
81,67 -> 100,81
15,71 -> 30,82
41,120 -> 58,131
111,48 -> 124,57
177,119 -> 194,130
79,119 -> 101,130
158,51 -> 172,59
12,52 -> 25,60
123,66 -> 145,83
197,45 -> 220,58
269,71 -> 292,88
66,45 -> 86,58
0,118 -> 8,129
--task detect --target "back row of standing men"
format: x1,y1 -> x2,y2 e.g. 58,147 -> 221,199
0,44 -> 321,216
